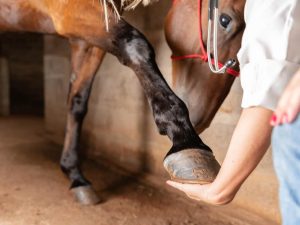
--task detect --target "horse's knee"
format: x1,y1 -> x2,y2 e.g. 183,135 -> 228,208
111,22 -> 155,67
122,33 -> 154,66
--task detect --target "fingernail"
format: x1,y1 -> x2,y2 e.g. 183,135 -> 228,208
270,114 -> 277,125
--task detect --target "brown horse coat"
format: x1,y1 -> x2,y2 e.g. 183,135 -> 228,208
0,0 -> 221,205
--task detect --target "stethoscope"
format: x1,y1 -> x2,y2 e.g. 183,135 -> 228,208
207,0 -> 236,74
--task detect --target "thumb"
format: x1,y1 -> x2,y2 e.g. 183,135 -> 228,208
166,180 -> 186,191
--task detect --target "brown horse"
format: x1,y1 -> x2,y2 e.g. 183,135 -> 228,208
165,0 -> 245,133
0,0 -> 244,205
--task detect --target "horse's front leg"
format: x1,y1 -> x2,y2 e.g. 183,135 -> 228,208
60,40 -> 105,205
109,20 -> 221,183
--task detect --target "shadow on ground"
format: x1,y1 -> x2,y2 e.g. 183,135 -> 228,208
0,116 -> 277,225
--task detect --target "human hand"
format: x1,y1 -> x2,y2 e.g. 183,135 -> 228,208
271,70 -> 300,126
166,180 -> 232,205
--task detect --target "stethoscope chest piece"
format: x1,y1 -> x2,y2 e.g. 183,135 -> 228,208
207,0 -> 236,74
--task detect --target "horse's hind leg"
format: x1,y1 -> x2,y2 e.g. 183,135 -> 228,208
108,20 -> 220,183
60,40 -> 105,205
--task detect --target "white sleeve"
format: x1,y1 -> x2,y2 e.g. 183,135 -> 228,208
237,0 -> 300,111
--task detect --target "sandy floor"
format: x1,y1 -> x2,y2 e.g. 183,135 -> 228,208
0,116 -> 276,225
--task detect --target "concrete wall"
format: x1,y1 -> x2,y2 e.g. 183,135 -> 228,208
0,34 -> 44,116
44,2 -> 280,223
0,57 -> 9,116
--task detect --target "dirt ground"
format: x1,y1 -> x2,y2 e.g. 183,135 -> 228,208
0,117 -> 277,225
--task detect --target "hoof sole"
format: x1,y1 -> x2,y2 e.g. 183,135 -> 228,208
71,186 -> 101,205
164,149 -> 220,184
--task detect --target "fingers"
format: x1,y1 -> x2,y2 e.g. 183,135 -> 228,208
166,180 -> 207,201
167,180 -> 228,205
287,89 -> 300,122
272,96 -> 300,125
166,180 -> 185,190
272,89 -> 293,125
166,180 -> 198,192
271,73 -> 300,126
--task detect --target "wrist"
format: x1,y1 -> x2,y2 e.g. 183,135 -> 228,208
207,181 -> 237,205
207,177 -> 240,205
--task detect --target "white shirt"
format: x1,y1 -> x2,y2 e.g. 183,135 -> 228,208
237,0 -> 300,110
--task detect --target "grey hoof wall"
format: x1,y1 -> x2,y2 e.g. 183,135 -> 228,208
164,149 -> 221,184
71,185 -> 101,205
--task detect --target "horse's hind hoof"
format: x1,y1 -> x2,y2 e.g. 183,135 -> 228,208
71,185 -> 101,205
163,149 -> 221,184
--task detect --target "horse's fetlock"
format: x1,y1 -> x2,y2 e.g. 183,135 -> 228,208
60,164 -> 69,175
70,179 -> 91,189
60,151 -> 78,171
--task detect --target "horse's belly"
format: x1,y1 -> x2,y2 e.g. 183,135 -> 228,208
0,0 -> 55,33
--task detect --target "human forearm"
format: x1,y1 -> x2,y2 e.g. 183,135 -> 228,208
209,107 -> 273,203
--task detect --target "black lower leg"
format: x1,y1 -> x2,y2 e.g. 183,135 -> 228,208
61,84 -> 93,189
109,20 -> 211,155
151,93 -> 211,156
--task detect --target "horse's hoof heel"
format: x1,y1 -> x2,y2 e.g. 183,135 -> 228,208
71,185 -> 101,205
163,149 -> 221,184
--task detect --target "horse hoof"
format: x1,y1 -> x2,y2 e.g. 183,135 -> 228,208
163,149 -> 221,184
71,185 -> 101,205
